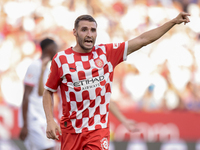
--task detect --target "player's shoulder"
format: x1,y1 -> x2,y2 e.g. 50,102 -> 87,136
53,48 -> 72,59
93,44 -> 106,54
28,59 -> 41,69
25,59 -> 41,76
94,42 -> 122,52
95,42 -> 124,49
94,43 -> 118,55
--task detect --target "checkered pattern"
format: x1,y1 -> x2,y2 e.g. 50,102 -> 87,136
45,42 -> 128,133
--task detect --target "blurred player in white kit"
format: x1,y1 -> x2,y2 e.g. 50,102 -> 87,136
19,38 -> 57,150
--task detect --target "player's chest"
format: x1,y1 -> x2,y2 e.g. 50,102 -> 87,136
61,54 -> 112,85
68,54 -> 108,76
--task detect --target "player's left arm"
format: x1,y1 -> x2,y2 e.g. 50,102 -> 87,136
19,85 -> 33,141
127,12 -> 190,55
109,100 -> 138,132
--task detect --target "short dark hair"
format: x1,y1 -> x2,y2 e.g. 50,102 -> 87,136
74,15 -> 97,29
40,38 -> 55,51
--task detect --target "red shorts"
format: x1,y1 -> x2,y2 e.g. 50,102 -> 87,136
60,128 -> 110,150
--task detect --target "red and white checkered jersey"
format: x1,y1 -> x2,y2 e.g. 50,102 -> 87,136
45,42 -> 128,133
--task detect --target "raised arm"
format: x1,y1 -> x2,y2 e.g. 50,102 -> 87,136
43,89 -> 61,140
127,12 -> 190,55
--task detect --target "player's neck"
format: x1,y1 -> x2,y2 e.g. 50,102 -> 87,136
72,45 -> 92,54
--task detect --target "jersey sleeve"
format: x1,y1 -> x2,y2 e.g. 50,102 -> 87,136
105,41 -> 128,68
24,63 -> 39,86
45,57 -> 62,92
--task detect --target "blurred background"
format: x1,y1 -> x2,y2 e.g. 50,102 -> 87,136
0,0 -> 200,149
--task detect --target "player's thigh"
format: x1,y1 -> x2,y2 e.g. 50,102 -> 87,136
24,135 -> 38,150
61,132 -> 83,150
83,137 -> 110,150
84,128 -> 110,150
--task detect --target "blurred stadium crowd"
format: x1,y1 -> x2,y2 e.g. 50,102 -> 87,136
0,0 -> 200,117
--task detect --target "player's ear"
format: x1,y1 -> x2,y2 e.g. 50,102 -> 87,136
73,28 -> 77,37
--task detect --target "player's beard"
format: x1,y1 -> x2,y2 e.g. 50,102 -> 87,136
77,33 -> 95,51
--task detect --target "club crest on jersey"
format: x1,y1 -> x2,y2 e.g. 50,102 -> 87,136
100,137 -> 109,150
95,58 -> 104,68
